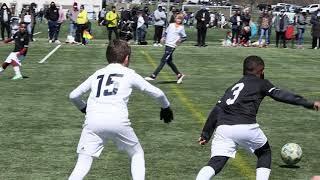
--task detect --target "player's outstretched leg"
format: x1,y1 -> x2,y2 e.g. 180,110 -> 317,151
254,141 -> 271,180
68,154 -> 94,180
196,156 -> 229,180
0,62 -> 10,75
127,143 -> 145,180
11,61 -> 23,80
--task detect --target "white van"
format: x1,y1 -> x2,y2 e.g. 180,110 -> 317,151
301,4 -> 320,14
187,0 -> 199,4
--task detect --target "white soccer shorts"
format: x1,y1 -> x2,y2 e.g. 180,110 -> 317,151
5,52 -> 24,66
76,123 -> 141,158
211,124 -> 267,158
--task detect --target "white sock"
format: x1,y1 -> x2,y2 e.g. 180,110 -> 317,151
68,154 -> 93,180
13,66 -> 21,76
0,67 -> 4,73
196,166 -> 215,180
256,167 -> 271,180
131,152 -> 145,180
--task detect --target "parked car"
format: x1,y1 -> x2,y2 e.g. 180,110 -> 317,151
301,4 -> 320,14
257,4 -> 271,11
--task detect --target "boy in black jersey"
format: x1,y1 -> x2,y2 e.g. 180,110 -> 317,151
0,23 -> 29,80
196,56 -> 320,180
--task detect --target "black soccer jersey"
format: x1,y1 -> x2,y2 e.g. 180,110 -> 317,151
200,74 -> 314,141
215,74 -> 314,126
12,31 -> 29,56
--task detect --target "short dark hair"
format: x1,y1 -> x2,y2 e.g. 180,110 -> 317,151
243,56 -> 265,75
106,39 -> 131,64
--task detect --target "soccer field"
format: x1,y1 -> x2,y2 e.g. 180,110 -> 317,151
0,32 -> 320,179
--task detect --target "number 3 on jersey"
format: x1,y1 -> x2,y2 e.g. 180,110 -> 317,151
226,83 -> 244,105
96,74 -> 124,97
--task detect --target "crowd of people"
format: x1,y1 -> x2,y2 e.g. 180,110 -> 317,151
223,7 -> 320,49
1,2 -> 320,49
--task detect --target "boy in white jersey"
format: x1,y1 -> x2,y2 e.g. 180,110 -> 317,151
68,40 -> 173,180
145,13 -> 187,84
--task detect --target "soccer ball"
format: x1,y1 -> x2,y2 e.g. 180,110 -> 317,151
280,143 -> 302,165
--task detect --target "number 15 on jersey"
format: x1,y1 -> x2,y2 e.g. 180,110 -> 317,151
96,74 -> 124,97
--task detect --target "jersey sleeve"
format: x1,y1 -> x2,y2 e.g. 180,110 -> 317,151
131,72 -> 170,108
200,106 -> 223,141
264,80 -> 314,109
179,27 -> 187,42
69,75 -> 94,111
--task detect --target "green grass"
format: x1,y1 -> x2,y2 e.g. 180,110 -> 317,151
0,22 -> 320,180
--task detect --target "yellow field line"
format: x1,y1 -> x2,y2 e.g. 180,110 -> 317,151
141,50 -> 255,179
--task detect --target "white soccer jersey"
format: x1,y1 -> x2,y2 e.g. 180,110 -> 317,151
69,63 -> 170,124
164,23 -> 187,48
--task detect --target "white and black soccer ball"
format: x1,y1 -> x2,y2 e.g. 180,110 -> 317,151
280,143 -> 302,165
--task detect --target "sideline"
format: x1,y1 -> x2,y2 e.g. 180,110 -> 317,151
38,45 -> 62,63
33,32 -> 42,35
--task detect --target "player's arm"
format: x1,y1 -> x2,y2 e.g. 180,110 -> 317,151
69,75 -> 93,114
132,73 -> 173,123
264,80 -> 319,110
198,106 -> 221,145
4,38 -> 13,43
268,88 -> 318,110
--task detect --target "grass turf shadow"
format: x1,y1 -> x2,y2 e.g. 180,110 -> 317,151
279,164 -> 300,169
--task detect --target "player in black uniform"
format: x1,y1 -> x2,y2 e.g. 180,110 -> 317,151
0,23 -> 29,80
196,56 -> 320,180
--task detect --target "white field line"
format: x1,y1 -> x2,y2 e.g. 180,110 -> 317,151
33,32 -> 42,35
38,45 -> 62,64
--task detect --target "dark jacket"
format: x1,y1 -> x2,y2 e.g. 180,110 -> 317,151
45,5 -> 59,21
230,14 -> 243,30
0,3 -> 12,23
274,14 -> 289,32
195,9 -> 210,29
242,13 -> 251,26
310,12 -> 320,37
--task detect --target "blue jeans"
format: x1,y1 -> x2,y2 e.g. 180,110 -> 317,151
48,20 -> 58,40
297,28 -> 304,45
137,25 -> 146,42
69,23 -> 77,37
259,28 -> 269,45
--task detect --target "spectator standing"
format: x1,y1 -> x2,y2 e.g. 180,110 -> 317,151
230,10 -> 242,45
195,6 -> 210,47
45,2 -> 59,43
98,7 -> 107,24
167,6 -> 176,24
153,5 -> 166,47
55,5 -> 65,44
131,7 -> 139,44
21,9 -> 33,41
310,9 -> 320,49
220,14 -> 226,29
258,9 -> 272,47
136,10 -> 147,45
0,3 -> 12,40
274,9 -> 289,48
67,3 -> 79,43
38,8 -> 44,23
105,6 -> 119,42
242,9 -> 251,26
30,3 -> 37,41
75,5 -> 88,45
296,10 -> 307,49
